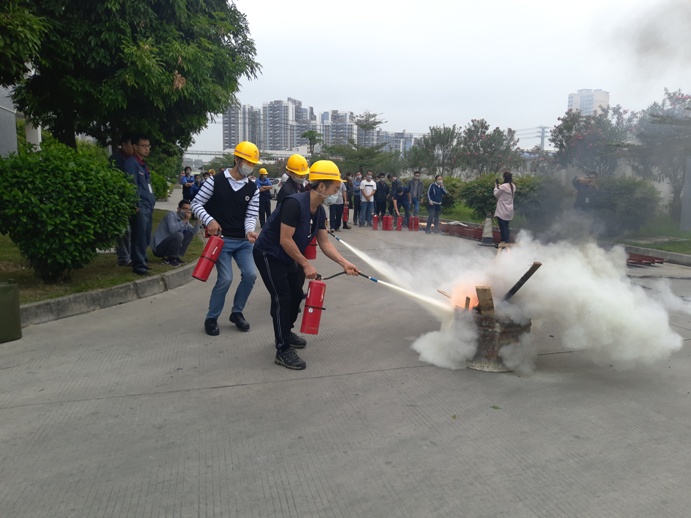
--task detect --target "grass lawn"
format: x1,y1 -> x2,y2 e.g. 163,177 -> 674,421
618,214 -> 691,254
0,209 -> 204,304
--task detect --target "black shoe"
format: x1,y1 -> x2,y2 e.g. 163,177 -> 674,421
343,224 -> 351,229
275,347 -> 306,370
204,318 -> 219,336
133,268 -> 149,276
162,257 -> 180,267
229,312 -> 250,332
175,257 -> 187,265
287,332 -> 307,349
118,261 -> 132,267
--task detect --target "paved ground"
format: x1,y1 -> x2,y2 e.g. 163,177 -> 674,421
2,217 -> 691,517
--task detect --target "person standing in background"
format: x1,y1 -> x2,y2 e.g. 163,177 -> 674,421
425,175 -> 447,234
352,171 -> 362,225
109,133 -> 134,267
256,168 -> 273,227
180,166 -> 194,201
407,171 -> 423,217
123,134 -> 156,275
358,171 -> 376,227
494,171 -> 516,244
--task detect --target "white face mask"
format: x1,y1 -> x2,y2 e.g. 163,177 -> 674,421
239,161 -> 254,176
436,180 -> 443,185
323,193 -> 339,206
293,175 -> 306,185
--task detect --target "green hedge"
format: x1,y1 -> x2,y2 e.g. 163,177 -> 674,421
0,142 -> 138,282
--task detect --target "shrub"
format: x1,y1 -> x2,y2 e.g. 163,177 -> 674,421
591,177 -> 659,236
0,142 -> 137,282
459,175 -> 547,220
150,170 -> 170,201
458,175 -> 497,218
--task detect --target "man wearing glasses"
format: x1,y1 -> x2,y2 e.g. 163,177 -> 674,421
152,200 -> 199,266
123,135 -> 156,276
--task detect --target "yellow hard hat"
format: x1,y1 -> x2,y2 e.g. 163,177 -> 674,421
208,169 -> 216,174
308,160 -> 342,183
233,141 -> 261,164
258,168 -> 268,175
286,154 -> 309,176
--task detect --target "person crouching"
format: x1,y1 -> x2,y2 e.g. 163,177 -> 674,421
253,160 -> 360,370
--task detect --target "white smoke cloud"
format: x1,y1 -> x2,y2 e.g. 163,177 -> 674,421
368,233 -> 685,373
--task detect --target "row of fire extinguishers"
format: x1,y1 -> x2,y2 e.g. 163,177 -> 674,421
371,214 -> 420,231
192,234 -> 328,335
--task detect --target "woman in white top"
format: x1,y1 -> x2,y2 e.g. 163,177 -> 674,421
493,171 -> 516,244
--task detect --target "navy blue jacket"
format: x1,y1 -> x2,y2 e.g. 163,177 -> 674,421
123,156 -> 156,209
254,192 -> 326,266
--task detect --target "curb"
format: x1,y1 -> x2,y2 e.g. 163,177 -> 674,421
20,262 -> 197,328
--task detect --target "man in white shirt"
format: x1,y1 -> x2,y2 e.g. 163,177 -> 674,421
358,171 -> 376,227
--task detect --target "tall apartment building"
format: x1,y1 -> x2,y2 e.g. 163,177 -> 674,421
568,89 -> 610,115
320,110 -> 357,146
376,130 -> 420,154
222,104 -> 261,151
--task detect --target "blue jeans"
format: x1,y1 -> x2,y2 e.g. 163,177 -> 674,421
426,204 -> 441,233
206,238 -> 257,320
359,201 -> 374,226
411,197 -> 420,217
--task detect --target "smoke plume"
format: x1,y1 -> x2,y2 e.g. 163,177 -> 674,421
365,233 -> 687,374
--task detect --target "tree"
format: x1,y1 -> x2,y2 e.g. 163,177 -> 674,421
301,130 -> 322,155
550,106 -> 637,177
458,119 -> 523,177
204,153 -> 237,174
323,140 -> 391,174
10,0 -> 259,151
408,124 -> 462,176
629,89 -> 691,221
0,1 -> 47,87
354,110 -> 387,147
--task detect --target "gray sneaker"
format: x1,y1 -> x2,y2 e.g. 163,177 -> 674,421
287,332 -> 307,349
275,347 -> 306,370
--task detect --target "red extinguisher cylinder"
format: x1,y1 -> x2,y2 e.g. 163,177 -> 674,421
382,215 -> 393,231
300,279 -> 327,335
304,236 -> 318,260
396,216 -> 403,231
192,235 -> 224,282
342,205 -> 349,224
372,214 -> 379,230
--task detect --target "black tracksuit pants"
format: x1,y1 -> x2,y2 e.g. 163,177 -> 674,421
253,249 -> 304,351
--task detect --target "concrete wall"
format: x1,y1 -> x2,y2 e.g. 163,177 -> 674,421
0,87 -> 18,157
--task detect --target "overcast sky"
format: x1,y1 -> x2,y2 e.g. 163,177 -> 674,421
189,0 -> 691,152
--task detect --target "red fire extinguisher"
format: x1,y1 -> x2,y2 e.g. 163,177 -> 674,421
300,277 -> 327,334
372,214 -> 379,230
342,205 -> 349,224
192,235 -> 224,282
304,236 -> 317,260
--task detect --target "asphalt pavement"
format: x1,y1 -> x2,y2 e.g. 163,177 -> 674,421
2,200 -> 691,517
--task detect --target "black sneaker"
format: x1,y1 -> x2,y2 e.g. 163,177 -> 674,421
287,332 -> 307,349
162,257 -> 179,267
275,347 -> 306,370
204,318 -> 219,336
174,257 -> 187,265
133,268 -> 149,276
229,312 -> 250,332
